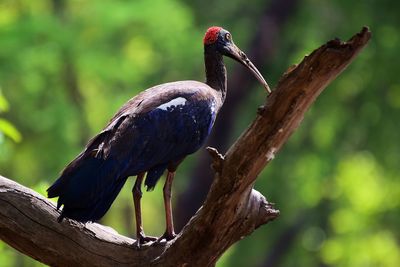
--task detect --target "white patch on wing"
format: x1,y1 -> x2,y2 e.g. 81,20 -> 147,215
210,101 -> 216,113
157,97 -> 187,111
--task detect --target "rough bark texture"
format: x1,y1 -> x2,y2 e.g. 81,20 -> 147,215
0,27 -> 371,267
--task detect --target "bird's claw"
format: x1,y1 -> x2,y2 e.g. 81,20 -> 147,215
135,234 -> 157,248
156,231 -> 177,243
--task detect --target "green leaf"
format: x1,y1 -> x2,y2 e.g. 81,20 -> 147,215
0,90 -> 9,112
0,118 -> 22,143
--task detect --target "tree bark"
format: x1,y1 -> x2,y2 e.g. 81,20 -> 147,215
0,27 -> 371,267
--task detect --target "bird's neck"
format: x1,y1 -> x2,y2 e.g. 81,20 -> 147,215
204,46 -> 227,102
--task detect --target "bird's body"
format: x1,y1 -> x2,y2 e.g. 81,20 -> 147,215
48,26 -> 270,244
48,81 -> 222,221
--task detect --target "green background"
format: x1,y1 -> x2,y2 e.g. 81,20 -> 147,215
0,0 -> 399,266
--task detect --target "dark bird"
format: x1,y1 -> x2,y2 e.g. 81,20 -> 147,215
47,26 -> 270,245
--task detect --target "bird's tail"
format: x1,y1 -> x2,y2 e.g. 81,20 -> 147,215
48,155 -> 128,222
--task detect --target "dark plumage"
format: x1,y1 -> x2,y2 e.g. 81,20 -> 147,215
48,26 -> 270,244
48,83 -> 218,220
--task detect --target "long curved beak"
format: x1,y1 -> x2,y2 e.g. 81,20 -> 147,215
225,43 -> 271,93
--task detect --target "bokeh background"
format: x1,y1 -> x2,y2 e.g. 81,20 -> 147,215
1,0 -> 399,266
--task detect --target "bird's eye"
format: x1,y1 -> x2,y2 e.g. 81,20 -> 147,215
225,33 -> 231,41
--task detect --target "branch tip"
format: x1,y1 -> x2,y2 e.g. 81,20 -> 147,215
206,147 -> 224,172
256,199 -> 280,228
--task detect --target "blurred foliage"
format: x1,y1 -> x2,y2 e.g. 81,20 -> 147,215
0,89 -> 21,144
0,0 -> 399,267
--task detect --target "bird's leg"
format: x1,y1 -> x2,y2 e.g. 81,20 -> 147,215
133,172 -> 156,246
158,171 -> 177,241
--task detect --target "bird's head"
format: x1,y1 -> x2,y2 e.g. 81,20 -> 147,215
204,26 -> 271,93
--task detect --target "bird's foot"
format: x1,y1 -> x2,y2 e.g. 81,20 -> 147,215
136,233 -> 157,248
156,231 -> 177,243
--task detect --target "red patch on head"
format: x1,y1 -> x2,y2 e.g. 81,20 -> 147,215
203,26 -> 222,45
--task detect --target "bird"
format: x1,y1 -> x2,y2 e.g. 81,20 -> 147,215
47,26 -> 271,245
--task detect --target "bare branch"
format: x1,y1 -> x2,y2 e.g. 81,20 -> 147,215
206,146 -> 225,172
0,176 -> 166,267
0,27 -> 371,267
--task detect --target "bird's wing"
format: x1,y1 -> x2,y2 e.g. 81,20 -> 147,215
83,85 -> 205,160
92,87 -> 216,170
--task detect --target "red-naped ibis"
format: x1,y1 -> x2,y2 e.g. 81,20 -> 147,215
47,26 -> 270,245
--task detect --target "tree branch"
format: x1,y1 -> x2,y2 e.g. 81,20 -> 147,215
0,27 -> 371,267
